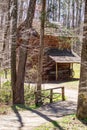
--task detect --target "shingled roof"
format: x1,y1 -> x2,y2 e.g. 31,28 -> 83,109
46,49 -> 81,63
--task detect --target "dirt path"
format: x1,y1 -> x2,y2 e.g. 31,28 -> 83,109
0,100 -> 77,130
0,83 -> 78,130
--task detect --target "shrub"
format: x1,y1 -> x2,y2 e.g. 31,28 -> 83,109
0,81 -> 12,104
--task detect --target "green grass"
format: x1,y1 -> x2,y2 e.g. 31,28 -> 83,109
35,115 -> 87,130
73,63 -> 80,79
41,90 -> 62,104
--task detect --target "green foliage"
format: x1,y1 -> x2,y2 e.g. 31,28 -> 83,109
0,69 -> 11,78
0,70 -> 4,76
0,81 -> 64,107
82,118 -> 87,124
2,80 -> 11,88
24,85 -> 35,106
24,86 -> 62,107
0,81 -> 11,104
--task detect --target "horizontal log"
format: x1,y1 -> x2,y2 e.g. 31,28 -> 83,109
35,86 -> 65,92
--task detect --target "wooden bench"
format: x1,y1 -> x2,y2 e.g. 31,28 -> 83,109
35,86 -> 65,104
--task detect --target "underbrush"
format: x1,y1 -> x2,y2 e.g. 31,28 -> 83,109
0,81 -> 12,104
0,81 -> 62,111
24,85 -> 62,107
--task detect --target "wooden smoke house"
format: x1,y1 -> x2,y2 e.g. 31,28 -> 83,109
18,20 -> 81,82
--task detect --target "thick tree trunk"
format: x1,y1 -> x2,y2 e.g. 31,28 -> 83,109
77,0 -> 87,119
15,45 -> 27,104
15,0 -> 36,104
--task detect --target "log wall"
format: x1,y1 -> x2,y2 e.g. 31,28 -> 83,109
24,35 -> 72,82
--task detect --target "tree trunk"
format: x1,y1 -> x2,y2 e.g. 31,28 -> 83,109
72,0 -> 75,28
58,0 -> 61,22
36,0 -> 46,106
2,0 -> 10,51
15,0 -> 36,104
67,0 -> 70,28
76,0 -> 79,27
18,0 -> 24,23
77,0 -> 87,119
25,0 -> 36,28
15,45 -> 27,104
10,0 -> 18,104
78,0 -> 83,25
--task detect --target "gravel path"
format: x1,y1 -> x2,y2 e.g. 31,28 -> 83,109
0,84 -> 78,130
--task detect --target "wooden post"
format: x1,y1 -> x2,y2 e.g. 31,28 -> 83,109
71,63 -> 73,69
4,69 -> 7,79
56,62 -> 58,81
70,63 -> 73,78
35,91 -> 43,106
35,91 -> 38,106
50,89 -> 53,103
62,87 -> 65,101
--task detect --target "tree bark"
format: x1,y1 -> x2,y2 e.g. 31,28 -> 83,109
2,0 -> 10,51
58,0 -> 61,22
15,0 -> 36,104
36,0 -> 46,106
10,0 -> 18,104
72,0 -> 75,28
76,0 -> 79,27
78,0 -> 83,25
18,0 -> 24,23
77,0 -> 87,119
67,0 -> 70,28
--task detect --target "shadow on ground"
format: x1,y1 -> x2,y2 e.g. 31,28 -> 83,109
11,100 -> 77,130
78,118 -> 87,126
11,105 -> 24,129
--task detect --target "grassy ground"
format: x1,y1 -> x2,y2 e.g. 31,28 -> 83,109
58,80 -> 79,90
73,63 -> 80,79
35,115 -> 87,130
58,63 -> 80,90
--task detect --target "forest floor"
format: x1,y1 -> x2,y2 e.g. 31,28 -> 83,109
0,81 -> 82,130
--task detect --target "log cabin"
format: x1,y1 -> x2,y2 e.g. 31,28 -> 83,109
18,20 -> 80,83
16,1 -> 81,83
